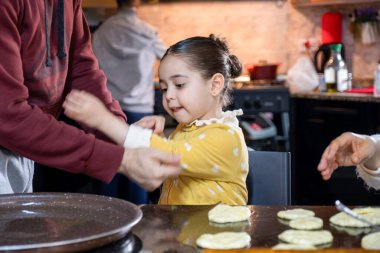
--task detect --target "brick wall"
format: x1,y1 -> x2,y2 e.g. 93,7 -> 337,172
138,0 -> 380,79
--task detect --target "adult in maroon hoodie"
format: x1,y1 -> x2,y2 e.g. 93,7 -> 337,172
0,1 -> 180,194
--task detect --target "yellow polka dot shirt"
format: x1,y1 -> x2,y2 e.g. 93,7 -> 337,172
150,110 -> 248,205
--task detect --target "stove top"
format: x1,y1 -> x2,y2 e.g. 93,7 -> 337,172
230,81 -> 289,113
86,232 -> 142,253
232,79 -> 286,90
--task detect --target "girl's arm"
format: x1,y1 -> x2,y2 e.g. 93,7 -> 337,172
149,125 -> 247,181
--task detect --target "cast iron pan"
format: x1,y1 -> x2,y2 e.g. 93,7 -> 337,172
0,192 -> 142,252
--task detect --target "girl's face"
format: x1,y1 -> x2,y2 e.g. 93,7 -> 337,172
158,55 -> 221,124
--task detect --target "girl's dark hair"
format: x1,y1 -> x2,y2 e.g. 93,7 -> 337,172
161,34 -> 242,108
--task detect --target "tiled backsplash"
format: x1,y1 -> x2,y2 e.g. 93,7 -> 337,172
85,0 -> 380,79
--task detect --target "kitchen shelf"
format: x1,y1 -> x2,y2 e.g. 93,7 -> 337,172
292,0 -> 380,7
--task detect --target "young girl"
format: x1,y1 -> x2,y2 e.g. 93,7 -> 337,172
63,34 -> 248,205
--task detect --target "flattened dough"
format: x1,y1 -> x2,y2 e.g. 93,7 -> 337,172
208,203 -> 251,223
289,217 -> 323,230
277,208 -> 315,220
272,243 -> 316,250
361,231 -> 380,250
330,207 -> 380,228
196,231 -> 251,249
278,229 -> 333,246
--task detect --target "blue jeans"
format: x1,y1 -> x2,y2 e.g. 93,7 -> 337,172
99,110 -> 153,204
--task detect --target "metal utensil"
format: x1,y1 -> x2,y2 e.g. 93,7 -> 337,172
335,200 -> 375,226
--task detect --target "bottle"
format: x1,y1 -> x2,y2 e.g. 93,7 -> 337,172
374,60 -> 380,97
324,44 -> 348,93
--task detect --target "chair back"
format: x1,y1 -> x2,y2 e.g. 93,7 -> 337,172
246,150 -> 291,205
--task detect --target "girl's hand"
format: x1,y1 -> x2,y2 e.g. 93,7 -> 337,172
63,90 -> 108,129
134,115 -> 166,136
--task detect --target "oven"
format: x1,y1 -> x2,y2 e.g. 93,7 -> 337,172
229,81 -> 290,151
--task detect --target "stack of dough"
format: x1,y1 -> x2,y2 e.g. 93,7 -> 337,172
196,204 -> 252,250
277,208 -> 324,230
273,208 -> 330,250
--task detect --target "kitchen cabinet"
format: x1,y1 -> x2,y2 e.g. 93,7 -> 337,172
292,0 -> 380,7
290,93 -> 380,206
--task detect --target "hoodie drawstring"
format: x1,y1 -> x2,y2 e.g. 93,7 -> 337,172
44,0 -> 66,67
57,0 -> 66,59
44,0 -> 52,67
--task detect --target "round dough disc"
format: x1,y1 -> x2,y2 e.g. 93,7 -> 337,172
278,229 -> 333,246
196,231 -> 251,250
289,217 -> 323,230
361,231 -> 380,250
277,208 -> 315,220
208,203 -> 251,223
330,207 -> 380,228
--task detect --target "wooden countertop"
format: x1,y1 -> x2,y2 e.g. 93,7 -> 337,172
291,91 -> 380,103
205,249 -> 367,253
131,205 -> 377,252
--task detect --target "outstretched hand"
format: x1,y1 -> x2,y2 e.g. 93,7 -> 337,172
317,132 -> 377,180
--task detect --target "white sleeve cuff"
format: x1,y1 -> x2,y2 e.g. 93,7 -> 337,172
358,164 -> 380,175
356,163 -> 380,190
123,124 -> 153,148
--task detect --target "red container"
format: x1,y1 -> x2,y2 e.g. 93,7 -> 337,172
321,12 -> 342,44
246,62 -> 279,81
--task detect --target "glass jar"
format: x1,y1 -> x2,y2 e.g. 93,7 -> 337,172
324,44 -> 348,93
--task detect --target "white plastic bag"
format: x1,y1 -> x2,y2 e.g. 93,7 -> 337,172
287,55 -> 319,93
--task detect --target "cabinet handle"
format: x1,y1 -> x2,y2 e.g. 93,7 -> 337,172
314,106 -> 357,115
308,118 -> 325,124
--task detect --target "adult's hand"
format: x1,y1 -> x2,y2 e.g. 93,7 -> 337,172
134,115 -> 166,135
317,132 -> 378,180
118,147 -> 181,191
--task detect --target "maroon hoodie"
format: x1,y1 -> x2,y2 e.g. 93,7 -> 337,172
0,0 -> 126,182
